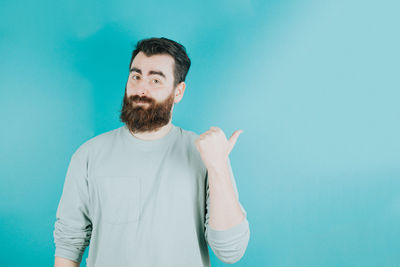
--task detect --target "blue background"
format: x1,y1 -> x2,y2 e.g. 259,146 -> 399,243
1,0 -> 399,266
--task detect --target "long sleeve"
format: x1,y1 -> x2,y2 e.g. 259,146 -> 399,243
204,158 -> 250,264
53,151 -> 92,263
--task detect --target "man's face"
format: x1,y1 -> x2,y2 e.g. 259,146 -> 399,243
120,52 -> 178,133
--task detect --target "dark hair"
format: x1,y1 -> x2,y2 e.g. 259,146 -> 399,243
129,37 -> 191,87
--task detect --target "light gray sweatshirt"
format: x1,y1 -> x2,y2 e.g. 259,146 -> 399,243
53,124 -> 250,266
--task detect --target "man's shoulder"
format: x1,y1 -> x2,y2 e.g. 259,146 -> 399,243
72,126 -> 122,159
176,125 -> 200,142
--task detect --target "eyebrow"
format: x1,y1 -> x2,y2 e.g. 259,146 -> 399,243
130,67 -> 166,79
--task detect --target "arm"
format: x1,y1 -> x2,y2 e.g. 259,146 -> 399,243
204,158 -> 250,264
207,158 -> 245,230
195,127 -> 250,263
53,151 -> 92,265
54,256 -> 79,267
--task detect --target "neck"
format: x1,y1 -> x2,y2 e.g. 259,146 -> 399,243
129,121 -> 173,141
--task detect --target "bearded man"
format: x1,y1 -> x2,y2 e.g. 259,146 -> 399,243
53,37 -> 250,267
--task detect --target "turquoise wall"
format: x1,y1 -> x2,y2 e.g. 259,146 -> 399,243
1,0 -> 399,266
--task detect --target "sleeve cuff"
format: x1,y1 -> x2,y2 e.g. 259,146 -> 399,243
207,216 -> 249,241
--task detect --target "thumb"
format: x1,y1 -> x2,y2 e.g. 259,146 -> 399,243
228,130 -> 243,154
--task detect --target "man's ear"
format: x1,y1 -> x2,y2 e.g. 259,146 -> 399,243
174,82 -> 186,104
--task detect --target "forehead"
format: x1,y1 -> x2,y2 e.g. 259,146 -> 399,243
130,51 -> 174,78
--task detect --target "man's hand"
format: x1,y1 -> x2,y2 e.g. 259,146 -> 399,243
194,127 -> 243,171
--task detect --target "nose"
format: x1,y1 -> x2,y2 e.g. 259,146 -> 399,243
137,88 -> 147,95
133,79 -> 149,96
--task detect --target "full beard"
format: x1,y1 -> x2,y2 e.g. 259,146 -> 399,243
119,88 -> 175,133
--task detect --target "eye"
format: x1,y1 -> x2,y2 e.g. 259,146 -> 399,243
152,79 -> 160,84
131,74 -> 140,80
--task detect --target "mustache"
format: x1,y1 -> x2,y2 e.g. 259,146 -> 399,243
128,94 -> 155,104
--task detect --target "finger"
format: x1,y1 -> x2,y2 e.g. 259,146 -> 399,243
228,130 -> 243,153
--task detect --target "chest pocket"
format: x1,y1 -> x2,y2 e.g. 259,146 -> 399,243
97,176 -> 141,224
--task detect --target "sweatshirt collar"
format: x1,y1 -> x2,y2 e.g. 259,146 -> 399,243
120,123 -> 179,150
